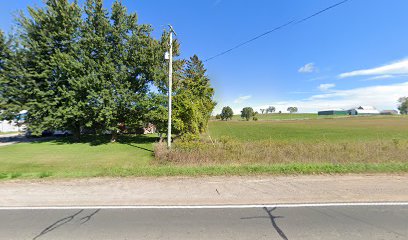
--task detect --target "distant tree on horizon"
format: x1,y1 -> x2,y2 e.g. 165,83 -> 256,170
266,106 -> 276,114
287,107 -> 298,114
220,106 -> 234,121
241,107 -> 255,121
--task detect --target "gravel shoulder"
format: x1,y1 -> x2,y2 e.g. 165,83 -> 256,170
1,174 -> 407,207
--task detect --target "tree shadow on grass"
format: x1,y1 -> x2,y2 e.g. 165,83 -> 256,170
29,134 -> 158,148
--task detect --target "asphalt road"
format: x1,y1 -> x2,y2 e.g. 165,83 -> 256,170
0,205 -> 407,240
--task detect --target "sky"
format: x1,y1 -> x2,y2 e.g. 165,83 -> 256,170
1,0 -> 408,113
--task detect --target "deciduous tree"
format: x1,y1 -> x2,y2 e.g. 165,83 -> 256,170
221,106 -> 233,121
287,107 -> 298,114
241,107 -> 255,121
266,106 -> 276,114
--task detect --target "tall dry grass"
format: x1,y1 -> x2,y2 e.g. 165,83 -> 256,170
154,137 -> 408,166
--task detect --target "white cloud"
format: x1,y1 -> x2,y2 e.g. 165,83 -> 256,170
298,63 -> 317,73
254,82 -> 408,113
364,74 -> 408,81
339,58 -> 408,78
318,83 -> 335,91
234,95 -> 252,104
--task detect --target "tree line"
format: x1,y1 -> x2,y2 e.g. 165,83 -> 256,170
216,106 -> 299,121
0,0 -> 216,142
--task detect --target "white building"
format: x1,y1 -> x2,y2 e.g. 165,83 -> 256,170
0,110 -> 27,133
348,106 -> 380,115
0,120 -> 20,132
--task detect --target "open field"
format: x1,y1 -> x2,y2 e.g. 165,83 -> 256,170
213,113 -> 350,121
1,116 -> 408,180
208,115 -> 408,142
157,116 -> 408,168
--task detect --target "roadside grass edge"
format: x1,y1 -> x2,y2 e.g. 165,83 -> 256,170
1,162 -> 408,181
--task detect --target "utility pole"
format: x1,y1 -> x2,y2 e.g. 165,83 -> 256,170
167,25 -> 176,149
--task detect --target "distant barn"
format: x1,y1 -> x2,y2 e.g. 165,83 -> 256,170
380,110 -> 399,115
318,109 -> 348,116
348,106 -> 380,115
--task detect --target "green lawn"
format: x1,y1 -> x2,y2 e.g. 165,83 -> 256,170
0,135 -> 155,179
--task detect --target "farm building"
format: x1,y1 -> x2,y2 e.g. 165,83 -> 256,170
318,109 -> 348,116
0,120 -> 19,132
0,110 -> 28,133
380,110 -> 399,115
348,106 -> 380,115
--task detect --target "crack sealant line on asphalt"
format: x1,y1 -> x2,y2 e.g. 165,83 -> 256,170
1,202 -> 408,210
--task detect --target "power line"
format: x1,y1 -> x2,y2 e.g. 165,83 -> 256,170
204,0 -> 350,62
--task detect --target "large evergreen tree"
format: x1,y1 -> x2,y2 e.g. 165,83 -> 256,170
9,0 -> 83,135
0,31 -> 28,120
0,31 -> 10,118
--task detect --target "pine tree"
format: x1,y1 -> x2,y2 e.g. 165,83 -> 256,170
174,55 -> 216,136
150,54 -> 216,139
0,30 -> 30,121
13,0 -> 82,135
0,31 -> 10,116
0,31 -> 8,72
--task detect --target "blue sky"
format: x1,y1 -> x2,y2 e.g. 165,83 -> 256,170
2,0 -> 408,113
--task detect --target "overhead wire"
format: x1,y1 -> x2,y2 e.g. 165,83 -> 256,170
204,0 -> 350,62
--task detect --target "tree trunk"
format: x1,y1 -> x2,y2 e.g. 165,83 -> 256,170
111,131 -> 118,143
73,123 -> 81,141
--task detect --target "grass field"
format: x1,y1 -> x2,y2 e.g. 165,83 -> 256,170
1,116 -> 408,180
214,113 -> 349,121
157,116 -> 408,168
207,115 -> 408,142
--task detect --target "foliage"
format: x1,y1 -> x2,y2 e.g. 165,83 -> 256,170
241,107 -> 255,121
148,54 -> 216,139
172,55 -> 216,137
0,0 -> 215,142
220,106 -> 233,120
266,106 -> 276,114
287,107 -> 298,113
0,30 -> 11,118
10,0 -> 84,136
398,97 -> 408,114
